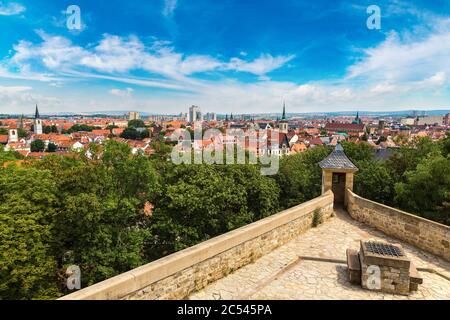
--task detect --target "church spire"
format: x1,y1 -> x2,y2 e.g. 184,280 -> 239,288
19,114 -> 24,129
282,101 -> 286,120
353,111 -> 362,124
35,104 -> 40,119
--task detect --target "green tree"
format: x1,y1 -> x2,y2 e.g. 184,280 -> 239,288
47,142 -> 57,153
43,125 -> 58,134
150,141 -> 172,159
386,137 -> 441,183
275,146 -> 330,209
341,141 -> 373,163
149,163 -> 279,258
18,128 -> 27,138
0,145 -> 24,165
128,119 -> 145,128
66,124 -> 98,133
439,132 -> 450,158
354,161 -> 395,205
51,141 -> 159,288
394,154 -> 450,224
30,139 -> 45,152
0,166 -> 60,299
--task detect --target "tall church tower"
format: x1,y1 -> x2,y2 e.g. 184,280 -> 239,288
279,101 -> 288,134
8,125 -> 18,143
352,111 -> 362,124
34,105 -> 43,134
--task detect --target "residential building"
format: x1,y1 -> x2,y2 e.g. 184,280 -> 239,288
189,105 -> 202,122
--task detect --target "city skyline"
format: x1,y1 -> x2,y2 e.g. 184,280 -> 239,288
0,0 -> 450,114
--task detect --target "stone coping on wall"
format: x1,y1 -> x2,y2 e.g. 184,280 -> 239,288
59,191 -> 334,300
346,189 -> 450,261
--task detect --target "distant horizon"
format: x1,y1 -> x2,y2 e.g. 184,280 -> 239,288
2,108 -> 449,118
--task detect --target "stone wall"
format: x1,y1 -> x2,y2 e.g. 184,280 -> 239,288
346,189 -> 450,261
60,191 -> 334,300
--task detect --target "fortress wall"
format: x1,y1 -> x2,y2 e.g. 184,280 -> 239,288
60,191 -> 334,300
346,189 -> 450,261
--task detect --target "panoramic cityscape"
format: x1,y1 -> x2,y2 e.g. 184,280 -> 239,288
0,0 -> 449,310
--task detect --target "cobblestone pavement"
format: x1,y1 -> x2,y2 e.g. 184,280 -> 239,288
190,208 -> 450,300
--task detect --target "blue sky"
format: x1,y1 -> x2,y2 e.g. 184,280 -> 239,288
0,0 -> 449,114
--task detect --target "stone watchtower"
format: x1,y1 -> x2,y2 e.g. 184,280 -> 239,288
319,143 -> 358,205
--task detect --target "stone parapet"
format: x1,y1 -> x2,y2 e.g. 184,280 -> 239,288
60,191 -> 334,300
346,189 -> 450,261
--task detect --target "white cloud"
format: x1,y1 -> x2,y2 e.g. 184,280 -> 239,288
0,65 -> 60,82
80,35 -> 143,73
162,0 -> 178,17
5,32 -> 294,84
227,54 -> 295,76
0,85 -> 64,113
347,23 -> 450,89
110,87 -> 134,98
13,30 -> 87,69
0,85 -> 31,94
0,1 -> 25,15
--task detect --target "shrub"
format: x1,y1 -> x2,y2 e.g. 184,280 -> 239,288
312,209 -> 323,227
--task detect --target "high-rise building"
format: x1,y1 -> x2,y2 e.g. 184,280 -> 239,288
205,112 -> 217,121
445,113 -> 450,126
189,105 -> 202,122
128,111 -> 140,121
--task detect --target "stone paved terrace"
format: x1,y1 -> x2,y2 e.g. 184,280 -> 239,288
190,208 -> 450,300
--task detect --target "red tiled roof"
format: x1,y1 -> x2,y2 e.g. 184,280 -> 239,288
33,134 -> 51,140
309,137 -> 324,145
325,122 -> 365,132
57,141 -> 75,148
49,134 -> 71,142
112,128 -> 124,135
92,129 -> 111,136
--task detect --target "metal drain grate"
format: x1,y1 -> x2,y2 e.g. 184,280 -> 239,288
365,242 -> 404,257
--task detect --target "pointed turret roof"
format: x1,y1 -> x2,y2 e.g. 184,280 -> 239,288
282,101 -> 286,120
318,143 -> 358,171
